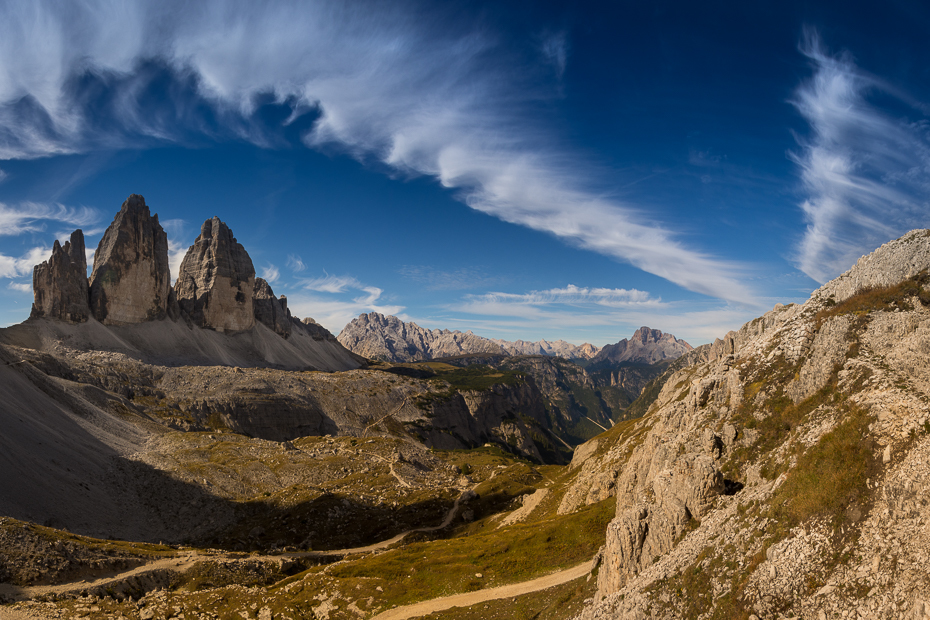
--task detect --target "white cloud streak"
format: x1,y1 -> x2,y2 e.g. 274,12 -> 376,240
7,281 -> 32,293
0,1 -> 754,303
159,219 -> 189,285
0,202 -> 98,236
288,272 -> 402,333
0,246 -> 49,279
464,284 -> 660,309
444,284 -> 779,345
260,263 -> 280,284
287,254 -> 306,273
791,29 -> 930,283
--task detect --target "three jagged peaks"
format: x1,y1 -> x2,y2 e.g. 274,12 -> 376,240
32,194 -> 294,339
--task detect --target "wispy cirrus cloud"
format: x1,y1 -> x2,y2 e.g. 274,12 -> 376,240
289,272 -> 402,333
7,281 -> 32,293
287,254 -> 306,273
0,0 -> 756,305
463,284 -> 660,310
791,29 -> 930,283
260,263 -> 280,284
0,202 -> 98,236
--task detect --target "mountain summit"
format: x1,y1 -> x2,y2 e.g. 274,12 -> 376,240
589,326 -> 693,366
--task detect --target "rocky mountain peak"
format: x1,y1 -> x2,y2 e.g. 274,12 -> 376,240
31,230 -> 90,323
88,194 -> 174,325
590,326 -> 692,366
175,217 -> 256,333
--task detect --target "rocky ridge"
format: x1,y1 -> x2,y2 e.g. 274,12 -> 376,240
491,338 -> 600,359
574,229 -> 930,620
337,312 -> 603,362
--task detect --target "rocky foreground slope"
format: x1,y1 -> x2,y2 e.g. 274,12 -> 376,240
571,229 -> 930,620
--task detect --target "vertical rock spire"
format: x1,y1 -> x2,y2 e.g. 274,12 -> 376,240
88,194 -> 174,324
31,230 -> 90,322
174,217 -> 256,333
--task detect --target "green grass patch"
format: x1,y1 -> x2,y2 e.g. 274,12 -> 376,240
771,403 -> 877,532
326,498 -> 615,607
815,270 -> 930,329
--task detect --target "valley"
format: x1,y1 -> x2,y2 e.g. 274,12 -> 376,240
2,196 -> 930,619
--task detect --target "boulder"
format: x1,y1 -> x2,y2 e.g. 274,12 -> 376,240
175,217 -> 255,333
31,230 -> 90,323
88,194 -> 174,324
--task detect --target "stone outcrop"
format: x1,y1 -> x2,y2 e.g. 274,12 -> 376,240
338,312 -> 602,362
814,228 -> 930,304
252,278 -> 292,339
175,217 -> 255,333
88,195 -> 174,324
578,229 -> 930,620
31,230 -> 90,323
589,326 -> 693,366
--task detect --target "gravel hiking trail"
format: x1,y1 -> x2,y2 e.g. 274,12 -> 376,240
370,559 -> 596,620
0,488 -> 472,604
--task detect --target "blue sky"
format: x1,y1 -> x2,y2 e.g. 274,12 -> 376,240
1,1 -> 929,346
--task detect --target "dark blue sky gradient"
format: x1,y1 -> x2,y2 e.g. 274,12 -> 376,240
1,1 -> 929,344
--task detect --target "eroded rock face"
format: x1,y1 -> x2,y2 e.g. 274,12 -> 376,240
175,217 -> 255,333
31,230 -> 90,323
88,195 -> 173,325
252,277 -> 292,339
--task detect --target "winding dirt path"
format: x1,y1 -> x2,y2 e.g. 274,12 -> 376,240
0,489 -> 470,604
370,559 -> 596,620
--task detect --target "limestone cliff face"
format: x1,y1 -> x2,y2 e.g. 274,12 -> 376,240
175,217 -> 255,333
589,326 -> 692,366
88,195 -> 174,324
31,230 -> 90,323
578,229 -> 930,620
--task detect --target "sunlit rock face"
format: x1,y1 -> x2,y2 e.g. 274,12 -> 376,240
88,194 -> 174,325
31,230 -> 90,323
175,216 -> 255,333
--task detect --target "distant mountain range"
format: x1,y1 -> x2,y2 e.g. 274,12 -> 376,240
337,312 -> 691,365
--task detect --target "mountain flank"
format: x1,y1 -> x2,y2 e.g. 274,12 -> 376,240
572,228 -> 930,620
